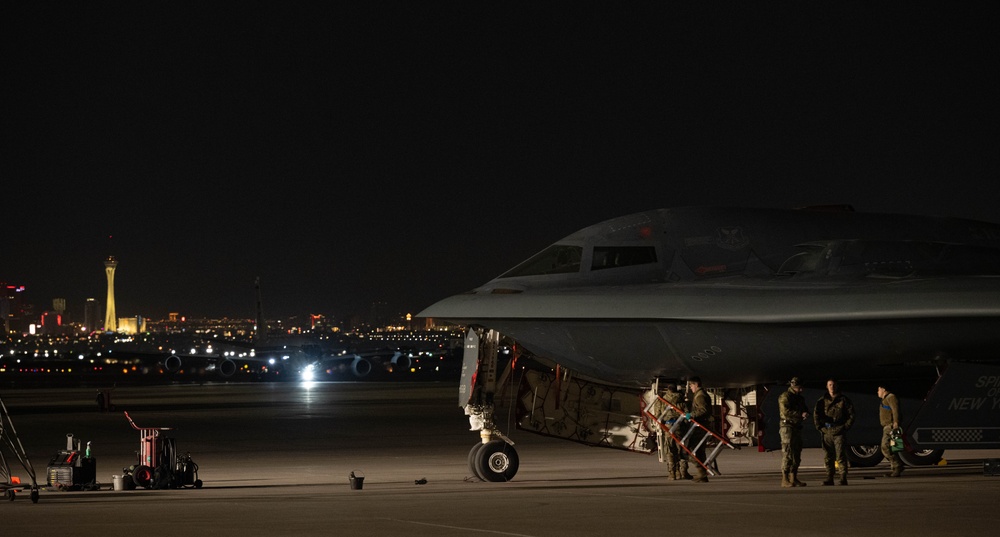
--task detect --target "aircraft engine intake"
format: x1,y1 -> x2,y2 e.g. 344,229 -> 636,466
390,352 -> 411,371
163,354 -> 182,373
217,358 -> 236,377
351,356 -> 372,378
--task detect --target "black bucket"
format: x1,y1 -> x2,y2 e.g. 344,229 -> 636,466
349,470 -> 365,490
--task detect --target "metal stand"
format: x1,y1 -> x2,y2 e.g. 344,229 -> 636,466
0,393 -> 39,503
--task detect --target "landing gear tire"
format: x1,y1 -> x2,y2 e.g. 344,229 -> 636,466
468,442 -> 487,480
899,449 -> 944,466
31,488 -> 39,503
474,439 -> 519,482
847,444 -> 884,467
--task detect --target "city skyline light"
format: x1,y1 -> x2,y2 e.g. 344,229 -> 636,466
5,5 -> 996,322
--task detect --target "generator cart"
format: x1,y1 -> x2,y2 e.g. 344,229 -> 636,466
45,433 -> 98,491
122,411 -> 202,490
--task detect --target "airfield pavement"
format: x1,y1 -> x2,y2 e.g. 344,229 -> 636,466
2,381 -> 999,537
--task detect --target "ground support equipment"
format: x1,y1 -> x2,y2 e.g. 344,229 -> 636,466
644,394 -> 738,476
122,411 -> 202,489
45,434 -> 99,491
0,393 -> 39,503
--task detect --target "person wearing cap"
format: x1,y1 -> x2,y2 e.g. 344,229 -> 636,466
878,384 -> 904,477
814,379 -> 855,485
778,377 -> 809,487
684,376 -> 713,483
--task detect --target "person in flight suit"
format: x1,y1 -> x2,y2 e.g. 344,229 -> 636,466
814,379 -> 855,485
684,376 -> 713,483
778,377 -> 810,487
878,383 -> 904,477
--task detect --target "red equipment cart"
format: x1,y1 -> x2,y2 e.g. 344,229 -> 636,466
122,411 -> 202,489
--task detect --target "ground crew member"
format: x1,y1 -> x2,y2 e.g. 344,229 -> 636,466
684,376 -> 713,483
878,383 -> 904,477
814,378 -> 855,485
778,377 -> 809,487
660,383 -> 687,480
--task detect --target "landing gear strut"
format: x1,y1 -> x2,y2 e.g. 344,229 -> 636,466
465,401 -> 519,481
463,328 -> 520,481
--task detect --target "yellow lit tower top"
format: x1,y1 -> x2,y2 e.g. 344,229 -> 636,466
104,256 -> 118,332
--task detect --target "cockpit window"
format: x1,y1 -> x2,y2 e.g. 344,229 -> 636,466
591,246 -> 657,271
498,245 -> 583,277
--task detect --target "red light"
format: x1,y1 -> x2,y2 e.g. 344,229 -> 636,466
695,265 -> 727,275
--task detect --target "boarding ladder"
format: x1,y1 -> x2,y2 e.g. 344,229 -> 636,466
0,392 -> 39,502
643,394 -> 737,476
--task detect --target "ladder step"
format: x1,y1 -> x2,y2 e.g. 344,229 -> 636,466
667,419 -> 684,435
680,424 -> 699,444
703,442 -> 726,466
690,431 -> 710,453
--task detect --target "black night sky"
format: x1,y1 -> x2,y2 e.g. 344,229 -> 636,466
3,5 -> 996,323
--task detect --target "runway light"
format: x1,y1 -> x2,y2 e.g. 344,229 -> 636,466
300,364 -> 316,382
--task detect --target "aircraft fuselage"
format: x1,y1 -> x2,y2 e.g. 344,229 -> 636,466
421,206 -> 1000,388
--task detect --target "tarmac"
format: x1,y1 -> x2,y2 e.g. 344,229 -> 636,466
2,381 -> 999,536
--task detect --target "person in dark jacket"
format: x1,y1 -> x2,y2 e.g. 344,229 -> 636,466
814,379 -> 855,485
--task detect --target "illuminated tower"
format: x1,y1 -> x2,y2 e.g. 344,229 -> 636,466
104,256 -> 118,332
